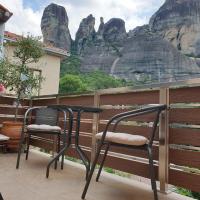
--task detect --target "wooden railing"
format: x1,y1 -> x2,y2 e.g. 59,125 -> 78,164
0,78 -> 200,193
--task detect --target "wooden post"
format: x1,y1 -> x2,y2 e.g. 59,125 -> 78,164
91,92 -> 100,163
159,87 -> 169,193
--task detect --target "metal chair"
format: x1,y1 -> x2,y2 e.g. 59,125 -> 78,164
16,106 -> 73,177
82,104 -> 167,200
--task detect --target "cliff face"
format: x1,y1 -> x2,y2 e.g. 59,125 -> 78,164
41,1 -> 200,82
150,0 -> 200,57
41,3 -> 71,51
75,14 -> 96,54
78,18 -> 126,74
114,25 -> 199,82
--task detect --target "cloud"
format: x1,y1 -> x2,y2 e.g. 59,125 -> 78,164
0,0 -> 165,39
0,0 -> 42,36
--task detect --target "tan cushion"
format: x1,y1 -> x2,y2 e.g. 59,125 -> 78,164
27,124 -> 61,132
0,134 -> 9,141
96,131 -> 148,146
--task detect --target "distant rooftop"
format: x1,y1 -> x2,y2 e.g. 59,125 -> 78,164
4,31 -> 70,58
0,4 -> 13,23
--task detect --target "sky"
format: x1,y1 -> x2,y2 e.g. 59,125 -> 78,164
1,0 -> 165,39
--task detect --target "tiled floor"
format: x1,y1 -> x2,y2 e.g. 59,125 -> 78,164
0,151 -> 193,200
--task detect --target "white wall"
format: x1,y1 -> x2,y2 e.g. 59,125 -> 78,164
4,45 -> 61,95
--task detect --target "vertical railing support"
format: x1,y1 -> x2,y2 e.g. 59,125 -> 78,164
53,95 -> 60,157
159,87 -> 169,193
91,92 -> 100,163
56,94 -> 60,105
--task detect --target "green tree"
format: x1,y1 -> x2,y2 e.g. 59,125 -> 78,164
80,70 -> 127,91
59,74 -> 87,94
0,35 -> 44,120
60,55 -> 81,77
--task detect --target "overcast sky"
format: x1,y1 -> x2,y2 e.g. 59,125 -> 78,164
1,0 -> 165,39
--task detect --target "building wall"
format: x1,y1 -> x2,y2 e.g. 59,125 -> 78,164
4,45 -> 61,95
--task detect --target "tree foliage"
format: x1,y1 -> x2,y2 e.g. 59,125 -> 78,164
59,74 -> 87,94
0,35 -> 44,120
80,70 -> 127,91
59,54 -> 131,94
60,55 -> 81,77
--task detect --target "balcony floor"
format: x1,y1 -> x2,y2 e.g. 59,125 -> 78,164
0,150 -> 192,200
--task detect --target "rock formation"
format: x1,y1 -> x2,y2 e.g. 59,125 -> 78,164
102,18 -> 126,43
41,3 -> 71,51
41,1 -> 200,83
77,0 -> 200,82
150,0 -> 200,57
75,14 -> 96,54
114,25 -> 199,82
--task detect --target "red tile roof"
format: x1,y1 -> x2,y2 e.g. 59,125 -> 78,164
4,31 -> 69,58
4,31 -> 22,41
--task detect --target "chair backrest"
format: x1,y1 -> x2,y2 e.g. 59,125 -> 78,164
35,108 -> 59,126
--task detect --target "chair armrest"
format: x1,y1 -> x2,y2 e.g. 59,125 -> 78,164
99,104 -> 166,144
112,104 -> 166,131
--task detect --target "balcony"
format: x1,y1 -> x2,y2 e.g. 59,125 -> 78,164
0,151 -> 193,200
0,78 -> 200,200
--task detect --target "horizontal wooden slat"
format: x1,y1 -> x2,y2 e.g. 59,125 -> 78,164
169,128 -> 200,146
59,95 -> 94,106
109,145 -> 159,160
58,121 -> 93,133
169,169 -> 200,192
30,138 -> 91,160
100,109 -> 156,122
99,124 -> 158,140
0,117 -> 23,124
30,138 -> 53,151
0,107 -> 27,115
170,86 -> 200,103
100,90 -> 159,105
170,108 -> 200,124
31,132 -> 92,148
66,148 -> 91,160
169,149 -> 200,169
66,134 -> 92,147
32,98 -> 57,106
101,154 -> 158,179
0,96 -> 15,105
0,97 -> 29,106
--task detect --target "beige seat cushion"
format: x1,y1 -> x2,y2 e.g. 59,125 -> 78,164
27,124 -> 61,132
96,131 -> 148,146
0,134 -> 9,141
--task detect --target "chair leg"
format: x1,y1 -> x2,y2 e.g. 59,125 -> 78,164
16,128 -> 25,169
147,147 -> 158,200
25,133 -> 30,160
81,143 -> 103,199
61,153 -> 65,170
96,143 -> 110,182
54,133 -> 60,170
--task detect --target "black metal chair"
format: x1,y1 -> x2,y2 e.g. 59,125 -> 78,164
16,106 -> 73,177
82,104 -> 167,200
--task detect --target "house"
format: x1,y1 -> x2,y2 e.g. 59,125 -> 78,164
0,4 -> 12,58
3,31 -> 69,95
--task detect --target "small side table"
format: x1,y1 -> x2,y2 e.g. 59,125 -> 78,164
48,105 -> 103,179
0,134 -> 10,153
